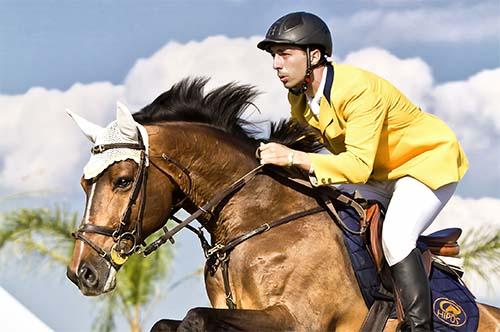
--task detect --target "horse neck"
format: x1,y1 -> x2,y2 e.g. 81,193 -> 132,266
151,122 -> 317,244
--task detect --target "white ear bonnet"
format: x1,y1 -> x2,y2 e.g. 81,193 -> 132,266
67,102 -> 149,179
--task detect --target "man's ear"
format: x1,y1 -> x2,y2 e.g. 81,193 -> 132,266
310,49 -> 323,66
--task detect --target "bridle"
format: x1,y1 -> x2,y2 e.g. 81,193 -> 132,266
72,128 -> 151,270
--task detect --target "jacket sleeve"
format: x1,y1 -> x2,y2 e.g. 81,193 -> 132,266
308,87 -> 387,185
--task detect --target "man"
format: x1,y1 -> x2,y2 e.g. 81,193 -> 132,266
257,11 -> 468,332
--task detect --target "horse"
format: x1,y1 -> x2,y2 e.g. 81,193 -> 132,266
66,78 -> 500,331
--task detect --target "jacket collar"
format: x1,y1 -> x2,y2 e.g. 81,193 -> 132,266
323,62 -> 334,105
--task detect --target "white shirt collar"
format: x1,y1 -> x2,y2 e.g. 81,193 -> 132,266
307,67 -> 327,116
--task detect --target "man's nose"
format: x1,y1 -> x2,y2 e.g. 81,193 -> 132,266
272,55 -> 282,70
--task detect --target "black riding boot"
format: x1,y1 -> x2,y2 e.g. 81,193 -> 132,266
390,248 -> 433,332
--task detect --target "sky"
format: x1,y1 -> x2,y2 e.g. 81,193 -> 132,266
0,0 -> 499,331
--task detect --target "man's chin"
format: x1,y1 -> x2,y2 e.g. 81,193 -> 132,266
283,81 -> 297,89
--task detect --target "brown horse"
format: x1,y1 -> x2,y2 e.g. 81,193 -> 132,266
66,78 -> 500,332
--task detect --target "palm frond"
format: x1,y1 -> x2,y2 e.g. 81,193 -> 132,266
167,266 -> 204,292
111,225 -> 175,331
92,291 -> 118,332
0,206 -> 78,268
460,226 -> 500,285
116,229 -> 174,308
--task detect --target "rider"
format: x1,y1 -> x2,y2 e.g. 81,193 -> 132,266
257,11 -> 468,332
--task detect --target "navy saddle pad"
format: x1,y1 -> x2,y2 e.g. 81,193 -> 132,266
337,205 -> 479,331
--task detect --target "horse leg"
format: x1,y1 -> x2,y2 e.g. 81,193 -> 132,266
150,319 -> 182,332
477,303 -> 500,332
176,305 -> 296,332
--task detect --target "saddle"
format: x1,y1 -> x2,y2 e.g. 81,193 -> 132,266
358,202 -> 473,331
363,202 -> 462,274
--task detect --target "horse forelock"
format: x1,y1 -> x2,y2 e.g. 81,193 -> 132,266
133,77 -> 323,154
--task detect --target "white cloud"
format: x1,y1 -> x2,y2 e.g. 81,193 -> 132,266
432,68 -> 500,150
0,83 -> 123,192
426,196 -> 499,235
0,36 -> 499,197
0,36 -> 291,193
124,35 -> 290,124
330,2 -> 499,45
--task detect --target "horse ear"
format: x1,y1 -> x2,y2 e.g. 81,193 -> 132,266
116,101 -> 138,141
66,109 -> 103,143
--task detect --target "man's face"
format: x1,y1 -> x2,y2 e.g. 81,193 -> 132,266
269,45 -> 307,89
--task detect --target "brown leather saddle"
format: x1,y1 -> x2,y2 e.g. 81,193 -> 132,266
363,203 -> 462,274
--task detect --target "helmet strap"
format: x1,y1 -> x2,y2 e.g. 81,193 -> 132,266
289,47 -> 313,96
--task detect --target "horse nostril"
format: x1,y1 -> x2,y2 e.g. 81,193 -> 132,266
78,263 -> 99,288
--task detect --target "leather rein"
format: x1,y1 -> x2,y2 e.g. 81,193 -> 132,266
72,128 -> 367,309
72,128 -> 274,271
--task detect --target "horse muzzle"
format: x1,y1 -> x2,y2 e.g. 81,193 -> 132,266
66,259 -> 117,296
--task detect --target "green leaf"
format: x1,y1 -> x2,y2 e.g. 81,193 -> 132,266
460,226 -> 500,286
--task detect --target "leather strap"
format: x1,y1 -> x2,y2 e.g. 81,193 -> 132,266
143,165 -> 265,256
359,300 -> 394,332
77,224 -> 116,237
91,143 -> 143,154
221,258 -> 236,309
214,206 -> 324,256
266,171 -> 367,234
72,231 -> 121,270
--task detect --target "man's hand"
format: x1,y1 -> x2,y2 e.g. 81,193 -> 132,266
258,142 -> 311,171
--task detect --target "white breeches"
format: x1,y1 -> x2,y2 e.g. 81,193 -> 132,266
336,176 -> 457,266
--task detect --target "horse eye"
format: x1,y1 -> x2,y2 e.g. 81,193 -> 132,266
114,177 -> 132,189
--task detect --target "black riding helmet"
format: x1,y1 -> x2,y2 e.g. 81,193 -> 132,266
258,12 -> 332,95
257,12 -> 332,57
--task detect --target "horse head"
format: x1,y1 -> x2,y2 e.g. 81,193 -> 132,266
66,102 -> 176,296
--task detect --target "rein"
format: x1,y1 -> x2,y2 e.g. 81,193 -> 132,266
142,164 -> 265,256
72,127 -> 267,269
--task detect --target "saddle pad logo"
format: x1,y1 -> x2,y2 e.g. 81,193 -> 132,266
433,297 -> 467,327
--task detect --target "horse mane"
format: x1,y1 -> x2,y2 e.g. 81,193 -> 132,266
133,77 -> 323,153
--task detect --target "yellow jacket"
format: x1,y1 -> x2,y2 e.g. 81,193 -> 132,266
289,63 -> 468,190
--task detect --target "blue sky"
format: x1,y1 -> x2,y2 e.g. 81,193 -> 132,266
0,1 -> 499,331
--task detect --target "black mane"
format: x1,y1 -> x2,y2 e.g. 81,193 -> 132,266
134,77 -> 323,153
